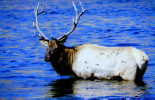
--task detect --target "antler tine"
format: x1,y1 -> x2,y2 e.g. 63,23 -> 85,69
58,0 -> 86,41
34,2 -> 48,40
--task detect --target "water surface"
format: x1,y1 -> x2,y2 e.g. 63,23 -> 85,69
0,0 -> 155,99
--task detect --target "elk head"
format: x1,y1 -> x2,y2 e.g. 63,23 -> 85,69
33,0 -> 86,62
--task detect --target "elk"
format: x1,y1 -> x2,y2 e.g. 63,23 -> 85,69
33,0 -> 149,82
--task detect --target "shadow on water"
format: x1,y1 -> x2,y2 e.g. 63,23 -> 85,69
48,78 -> 147,99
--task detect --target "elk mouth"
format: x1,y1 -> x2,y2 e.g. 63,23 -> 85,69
44,56 -> 51,62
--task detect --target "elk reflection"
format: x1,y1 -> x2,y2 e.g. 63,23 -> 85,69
48,78 -> 77,97
48,78 -> 147,98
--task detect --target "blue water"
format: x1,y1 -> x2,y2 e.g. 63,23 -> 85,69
0,0 -> 155,99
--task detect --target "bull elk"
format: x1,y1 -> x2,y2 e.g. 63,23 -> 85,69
33,0 -> 149,82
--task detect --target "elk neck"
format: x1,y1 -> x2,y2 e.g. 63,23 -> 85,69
49,44 -> 78,76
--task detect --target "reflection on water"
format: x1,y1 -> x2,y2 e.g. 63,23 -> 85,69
48,78 -> 76,97
48,78 -> 147,99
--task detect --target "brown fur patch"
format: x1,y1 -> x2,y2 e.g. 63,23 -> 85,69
48,40 -> 58,48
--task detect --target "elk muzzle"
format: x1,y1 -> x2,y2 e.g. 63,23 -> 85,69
44,48 -> 52,62
44,55 -> 51,62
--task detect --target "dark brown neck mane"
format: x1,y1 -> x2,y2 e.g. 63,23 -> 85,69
50,45 -> 77,75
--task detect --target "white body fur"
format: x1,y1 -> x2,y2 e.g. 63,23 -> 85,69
72,44 -> 149,81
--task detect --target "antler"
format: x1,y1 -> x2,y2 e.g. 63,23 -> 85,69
58,0 -> 86,42
33,2 -> 48,40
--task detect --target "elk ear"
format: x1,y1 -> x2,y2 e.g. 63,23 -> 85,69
40,39 -> 49,46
